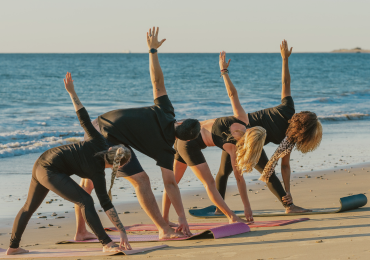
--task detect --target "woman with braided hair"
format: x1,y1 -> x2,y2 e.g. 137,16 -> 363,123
215,40 -> 323,215
6,73 -> 132,256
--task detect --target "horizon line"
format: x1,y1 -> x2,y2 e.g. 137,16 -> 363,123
0,51 -> 355,54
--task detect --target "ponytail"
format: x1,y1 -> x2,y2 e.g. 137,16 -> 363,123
95,144 -> 131,201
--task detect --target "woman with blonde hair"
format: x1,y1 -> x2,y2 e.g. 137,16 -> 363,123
215,40 -> 323,214
162,51 -> 267,223
6,73 -> 132,256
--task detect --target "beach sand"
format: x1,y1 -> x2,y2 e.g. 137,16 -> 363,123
0,163 -> 369,260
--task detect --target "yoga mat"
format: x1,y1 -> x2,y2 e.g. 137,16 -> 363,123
104,218 -> 309,232
56,223 -> 250,244
189,194 -> 368,218
0,245 -> 168,258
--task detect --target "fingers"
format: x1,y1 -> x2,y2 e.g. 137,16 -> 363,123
227,59 -> 231,66
155,27 -> 159,37
149,28 -> 152,37
185,227 -> 192,237
290,47 -> 293,54
147,32 -> 149,41
152,26 -> 155,37
158,39 -> 166,48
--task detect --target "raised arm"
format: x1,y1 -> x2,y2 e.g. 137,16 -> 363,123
64,72 -> 101,141
147,27 -> 167,99
280,40 -> 293,99
219,52 -> 248,123
64,72 -> 83,111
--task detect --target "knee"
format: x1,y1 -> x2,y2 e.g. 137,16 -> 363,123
78,194 -> 95,209
204,178 -> 216,190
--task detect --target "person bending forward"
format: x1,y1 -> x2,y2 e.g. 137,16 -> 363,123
6,73 -> 132,255
215,40 -> 323,214
162,51 -> 268,223
74,27 -> 200,241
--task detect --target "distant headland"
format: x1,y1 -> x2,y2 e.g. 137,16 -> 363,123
331,47 -> 370,53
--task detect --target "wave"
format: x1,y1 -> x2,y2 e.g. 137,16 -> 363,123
319,113 -> 370,122
0,130 -> 83,144
0,130 -> 84,158
0,136 -> 84,158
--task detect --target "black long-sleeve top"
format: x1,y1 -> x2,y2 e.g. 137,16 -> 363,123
37,107 -> 113,211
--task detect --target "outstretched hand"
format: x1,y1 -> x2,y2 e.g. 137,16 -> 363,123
219,51 -> 231,70
63,72 -> 75,93
280,40 -> 293,59
147,27 -> 166,50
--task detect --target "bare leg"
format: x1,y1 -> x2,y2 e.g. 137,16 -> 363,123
74,178 -> 96,241
162,160 -> 187,225
125,171 -> 184,239
190,163 -> 246,223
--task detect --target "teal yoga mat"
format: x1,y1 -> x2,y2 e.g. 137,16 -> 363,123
189,194 -> 367,218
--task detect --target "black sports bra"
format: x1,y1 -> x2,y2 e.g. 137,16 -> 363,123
211,116 -> 248,150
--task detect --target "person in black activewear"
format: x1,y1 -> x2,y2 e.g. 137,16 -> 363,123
74,27 -> 200,241
6,73 -> 132,256
215,40 -> 323,214
162,51 -> 268,223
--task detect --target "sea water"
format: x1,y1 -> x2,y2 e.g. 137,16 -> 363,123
0,53 -> 369,218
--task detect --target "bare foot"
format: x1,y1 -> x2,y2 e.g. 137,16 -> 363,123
159,227 -> 186,240
102,242 -> 122,253
167,221 -> 179,228
285,204 -> 312,214
74,230 -> 97,241
228,216 -> 250,224
6,247 -> 29,255
214,208 -> 224,215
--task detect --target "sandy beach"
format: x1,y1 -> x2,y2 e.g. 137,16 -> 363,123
0,162 -> 368,260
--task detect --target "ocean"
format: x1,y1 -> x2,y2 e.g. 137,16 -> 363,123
0,53 -> 369,218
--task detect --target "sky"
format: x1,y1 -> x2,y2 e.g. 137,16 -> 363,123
0,0 -> 369,53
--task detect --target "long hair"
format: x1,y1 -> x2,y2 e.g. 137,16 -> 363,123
235,126 -> 266,174
286,111 -> 323,153
95,144 -> 131,200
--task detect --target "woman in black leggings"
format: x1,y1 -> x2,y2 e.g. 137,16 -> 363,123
215,40 -> 322,214
6,73 -> 132,256
162,51 -> 267,223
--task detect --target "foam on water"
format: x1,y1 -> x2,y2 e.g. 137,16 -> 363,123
0,53 -> 369,159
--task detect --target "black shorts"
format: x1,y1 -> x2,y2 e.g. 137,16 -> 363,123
84,119 -> 144,177
174,134 -> 207,166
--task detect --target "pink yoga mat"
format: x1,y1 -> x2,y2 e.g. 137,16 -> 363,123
56,222 -> 250,244
0,245 -> 168,258
104,218 -> 309,232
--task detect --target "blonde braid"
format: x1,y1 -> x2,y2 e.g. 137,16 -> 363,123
108,147 -> 125,201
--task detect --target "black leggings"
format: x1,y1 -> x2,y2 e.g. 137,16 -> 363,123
215,149 -> 292,207
9,161 -> 112,248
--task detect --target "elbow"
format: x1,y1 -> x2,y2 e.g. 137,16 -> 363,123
228,91 -> 238,98
282,80 -> 290,86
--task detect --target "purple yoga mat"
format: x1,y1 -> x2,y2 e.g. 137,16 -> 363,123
56,223 -> 250,244
0,245 -> 168,258
105,218 -> 310,232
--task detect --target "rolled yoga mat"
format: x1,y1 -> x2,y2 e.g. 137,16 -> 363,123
0,245 -> 168,258
189,194 -> 368,218
56,222 -> 250,244
104,218 -> 309,232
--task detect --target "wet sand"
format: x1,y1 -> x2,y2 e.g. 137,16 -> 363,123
0,162 -> 369,259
